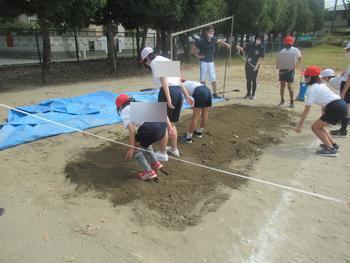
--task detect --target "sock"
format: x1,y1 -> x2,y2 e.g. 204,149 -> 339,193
340,117 -> 349,132
186,132 -> 193,139
144,146 -> 157,163
196,128 -> 204,133
134,151 -> 152,171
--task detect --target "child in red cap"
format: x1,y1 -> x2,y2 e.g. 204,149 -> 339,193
294,66 -> 348,157
116,94 -> 167,180
278,36 -> 302,108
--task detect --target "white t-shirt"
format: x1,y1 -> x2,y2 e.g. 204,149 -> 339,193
341,65 -> 350,81
183,80 -> 202,96
305,83 -> 340,107
150,56 -> 181,88
328,75 -> 343,91
121,105 -> 143,129
279,47 -> 302,63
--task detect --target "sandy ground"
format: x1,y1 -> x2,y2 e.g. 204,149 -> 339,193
0,62 -> 349,263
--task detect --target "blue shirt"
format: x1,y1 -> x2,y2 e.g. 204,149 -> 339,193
195,36 -> 218,63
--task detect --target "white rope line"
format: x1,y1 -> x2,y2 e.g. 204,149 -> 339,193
0,103 -> 348,206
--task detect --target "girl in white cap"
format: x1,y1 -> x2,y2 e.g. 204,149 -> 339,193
141,47 -> 193,159
330,42 -> 350,137
294,66 -> 348,157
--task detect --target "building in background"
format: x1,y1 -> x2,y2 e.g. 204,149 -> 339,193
324,3 -> 349,32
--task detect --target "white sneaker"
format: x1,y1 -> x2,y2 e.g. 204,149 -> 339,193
166,147 -> 180,157
155,151 -> 169,162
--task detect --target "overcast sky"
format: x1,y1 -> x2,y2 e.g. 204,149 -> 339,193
325,0 -> 348,8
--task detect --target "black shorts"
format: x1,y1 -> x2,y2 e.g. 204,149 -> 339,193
320,99 -> 348,125
279,69 -> 295,83
340,81 -> 350,104
193,85 -> 212,108
135,122 -> 167,148
158,85 -> 183,123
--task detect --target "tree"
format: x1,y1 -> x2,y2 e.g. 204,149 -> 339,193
294,0 -> 314,34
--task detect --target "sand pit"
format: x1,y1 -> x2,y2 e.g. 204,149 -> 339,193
65,104 -> 292,230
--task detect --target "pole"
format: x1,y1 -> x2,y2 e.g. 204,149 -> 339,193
73,27 -> 80,62
132,32 -> 135,58
170,35 -> 173,60
34,29 -> 42,64
222,15 -> 234,99
331,0 -> 338,33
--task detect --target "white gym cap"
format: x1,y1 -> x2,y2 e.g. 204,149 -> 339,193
141,47 -> 153,61
344,41 -> 350,50
320,68 -> 335,78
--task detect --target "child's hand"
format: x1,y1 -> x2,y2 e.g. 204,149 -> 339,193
125,148 -> 134,160
167,101 -> 175,110
294,126 -> 302,133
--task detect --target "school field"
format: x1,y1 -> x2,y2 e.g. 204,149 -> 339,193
0,44 -> 349,262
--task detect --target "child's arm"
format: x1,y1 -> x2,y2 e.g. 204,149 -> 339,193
179,80 -> 194,107
294,105 -> 311,133
191,43 -> 205,59
160,77 -> 175,109
340,77 -> 350,100
217,39 -> 231,49
126,123 -> 137,160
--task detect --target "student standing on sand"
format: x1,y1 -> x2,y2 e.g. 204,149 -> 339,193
116,94 -> 166,180
236,34 -> 265,100
141,47 -> 193,159
330,42 -> 350,137
278,36 -> 302,108
192,25 -> 231,98
179,79 -> 212,143
294,66 -> 348,157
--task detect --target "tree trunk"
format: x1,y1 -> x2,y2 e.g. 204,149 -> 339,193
156,30 -> 161,52
74,27 -> 80,62
141,25 -> 148,50
179,34 -> 191,62
161,30 -> 167,56
38,19 -> 51,83
136,27 -> 141,67
106,21 -> 117,73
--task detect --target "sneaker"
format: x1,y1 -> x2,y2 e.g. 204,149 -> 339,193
244,94 -> 250,99
194,131 -> 203,138
155,151 -> 169,162
315,148 -> 338,157
137,170 -> 157,180
151,161 -> 163,171
330,129 -> 348,137
213,93 -> 222,99
320,143 -> 340,151
166,147 -> 180,157
180,135 -> 193,143
278,100 -> 285,106
289,102 -> 295,108
250,95 -> 256,100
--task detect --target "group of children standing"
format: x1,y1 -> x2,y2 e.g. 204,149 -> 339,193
116,31 -> 350,180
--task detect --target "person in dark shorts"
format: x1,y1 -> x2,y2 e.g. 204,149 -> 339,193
278,36 -> 302,108
236,34 -> 265,99
330,42 -> 350,137
179,80 -> 212,143
141,47 -> 193,158
116,94 -> 167,180
294,66 -> 348,157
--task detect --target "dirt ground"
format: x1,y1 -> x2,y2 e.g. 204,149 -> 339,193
65,104 -> 291,230
0,61 -> 349,263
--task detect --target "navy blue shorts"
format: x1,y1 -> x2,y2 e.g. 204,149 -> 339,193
340,81 -> 350,104
279,69 -> 295,83
158,85 -> 183,123
193,85 -> 212,108
135,122 -> 167,148
320,99 -> 348,125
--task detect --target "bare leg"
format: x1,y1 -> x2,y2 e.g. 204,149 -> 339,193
159,129 -> 168,154
287,82 -> 294,102
169,123 -> 178,151
280,81 -> 286,102
189,108 -> 201,133
212,81 -> 218,94
311,120 -> 333,148
200,107 -> 210,129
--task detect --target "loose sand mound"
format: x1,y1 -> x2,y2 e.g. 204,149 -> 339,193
65,104 -> 293,230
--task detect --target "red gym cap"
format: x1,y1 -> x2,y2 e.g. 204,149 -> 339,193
115,94 -> 130,109
303,66 -> 321,77
284,36 -> 294,45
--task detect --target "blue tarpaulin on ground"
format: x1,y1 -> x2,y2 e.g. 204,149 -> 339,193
0,90 -> 224,150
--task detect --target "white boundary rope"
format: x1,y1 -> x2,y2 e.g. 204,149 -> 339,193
0,103 -> 348,206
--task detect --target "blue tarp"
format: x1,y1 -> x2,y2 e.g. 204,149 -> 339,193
0,90 -> 224,150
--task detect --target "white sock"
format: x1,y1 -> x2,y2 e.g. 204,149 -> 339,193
186,132 -> 193,139
197,128 -> 204,133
